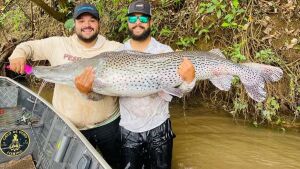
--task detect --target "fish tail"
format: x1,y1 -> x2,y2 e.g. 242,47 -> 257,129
242,76 -> 266,102
239,63 -> 283,102
241,63 -> 283,82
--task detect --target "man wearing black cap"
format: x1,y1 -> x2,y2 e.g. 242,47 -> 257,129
118,0 -> 196,169
9,3 -> 122,168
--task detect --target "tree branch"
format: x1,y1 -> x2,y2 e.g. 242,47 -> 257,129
29,0 -> 67,23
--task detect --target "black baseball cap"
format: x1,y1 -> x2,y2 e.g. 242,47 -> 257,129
127,0 -> 152,16
73,3 -> 99,20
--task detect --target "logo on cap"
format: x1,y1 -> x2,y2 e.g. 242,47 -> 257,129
77,6 -> 95,12
135,3 -> 145,10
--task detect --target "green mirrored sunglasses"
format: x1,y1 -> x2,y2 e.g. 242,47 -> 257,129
128,15 -> 150,23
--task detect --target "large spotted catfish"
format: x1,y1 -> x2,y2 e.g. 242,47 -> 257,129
32,49 -> 283,102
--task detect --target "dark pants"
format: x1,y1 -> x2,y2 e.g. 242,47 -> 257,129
81,116 -> 121,169
120,119 -> 175,169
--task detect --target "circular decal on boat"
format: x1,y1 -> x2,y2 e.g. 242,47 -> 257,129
0,130 -> 30,156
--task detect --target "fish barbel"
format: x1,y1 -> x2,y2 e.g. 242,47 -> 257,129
32,49 -> 283,102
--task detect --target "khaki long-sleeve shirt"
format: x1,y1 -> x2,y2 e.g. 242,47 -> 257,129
9,34 -> 122,129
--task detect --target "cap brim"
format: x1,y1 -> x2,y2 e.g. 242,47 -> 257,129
126,11 -> 151,16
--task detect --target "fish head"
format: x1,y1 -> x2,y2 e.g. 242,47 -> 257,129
32,64 -> 77,85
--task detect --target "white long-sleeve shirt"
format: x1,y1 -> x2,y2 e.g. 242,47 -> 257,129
118,37 -> 195,132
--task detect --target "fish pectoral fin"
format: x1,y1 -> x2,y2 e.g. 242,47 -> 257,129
209,48 -> 226,58
210,75 -> 233,91
162,87 -> 184,98
158,91 -> 173,102
87,92 -> 105,101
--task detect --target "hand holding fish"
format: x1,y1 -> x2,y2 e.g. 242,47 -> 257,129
8,57 -> 26,74
178,57 -> 195,83
74,67 -> 95,94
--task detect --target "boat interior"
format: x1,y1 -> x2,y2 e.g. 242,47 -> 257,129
0,77 -> 110,169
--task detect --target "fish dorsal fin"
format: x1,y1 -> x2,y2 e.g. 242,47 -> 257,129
122,50 -> 173,66
209,48 -> 226,58
121,50 -> 153,56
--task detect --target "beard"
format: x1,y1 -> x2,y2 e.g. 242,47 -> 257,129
76,27 -> 99,43
129,26 -> 151,41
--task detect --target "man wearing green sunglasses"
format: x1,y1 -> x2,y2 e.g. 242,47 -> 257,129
118,0 -> 196,169
128,15 -> 150,24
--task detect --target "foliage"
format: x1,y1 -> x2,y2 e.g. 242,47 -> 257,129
115,7 -> 129,33
176,37 -> 198,49
1,7 -> 28,31
230,98 -> 248,117
198,0 -> 226,18
255,49 -> 283,65
64,18 -> 74,31
231,76 -> 240,86
193,23 -> 212,42
159,26 -> 173,37
198,0 -> 246,29
90,0 -> 132,41
261,97 -> 280,122
227,43 -> 246,63
221,0 -> 245,28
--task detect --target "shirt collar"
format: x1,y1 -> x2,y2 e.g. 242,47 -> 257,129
125,37 -> 157,52
73,34 -> 106,50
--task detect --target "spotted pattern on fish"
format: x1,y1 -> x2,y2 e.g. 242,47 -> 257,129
32,49 -> 283,102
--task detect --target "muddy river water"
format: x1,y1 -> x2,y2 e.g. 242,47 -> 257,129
170,101 -> 300,169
